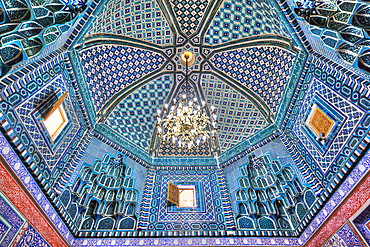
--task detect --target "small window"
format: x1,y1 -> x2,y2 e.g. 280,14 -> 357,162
43,105 -> 68,139
305,103 -> 334,138
179,185 -> 196,208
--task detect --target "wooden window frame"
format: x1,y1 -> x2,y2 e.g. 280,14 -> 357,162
43,104 -> 68,140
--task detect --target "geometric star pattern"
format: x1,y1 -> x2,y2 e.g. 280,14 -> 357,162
105,75 -> 173,151
200,74 -> 269,153
80,45 -> 166,112
169,0 -> 209,36
210,46 -> 295,113
86,0 -> 173,46
204,0 -> 290,45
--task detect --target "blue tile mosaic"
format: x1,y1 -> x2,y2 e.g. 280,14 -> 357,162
144,168 -> 228,231
105,75 -> 173,152
0,192 -> 26,247
210,46 -> 296,113
169,0 -> 209,36
86,0 -> 173,46
292,77 -> 365,173
80,45 -> 166,112
204,0 -> 290,45
16,225 -> 51,247
200,74 -> 268,153
225,137 -> 310,215
14,74 -> 81,171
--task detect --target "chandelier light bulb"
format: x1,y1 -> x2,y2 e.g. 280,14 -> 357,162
182,94 -> 186,99
202,101 -> 205,106
157,109 -> 161,114
211,105 -> 215,111
165,104 -> 169,109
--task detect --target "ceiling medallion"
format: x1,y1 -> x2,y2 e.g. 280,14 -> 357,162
155,51 -> 218,150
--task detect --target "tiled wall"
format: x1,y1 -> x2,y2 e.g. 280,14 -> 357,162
57,136 -> 148,236
0,54 -> 88,194
138,166 -> 236,234
284,56 -> 370,191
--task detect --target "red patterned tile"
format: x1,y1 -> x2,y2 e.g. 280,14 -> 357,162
306,173 -> 370,247
0,159 -> 67,247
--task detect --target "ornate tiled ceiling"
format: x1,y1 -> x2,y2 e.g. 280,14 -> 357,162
204,0 -> 290,45
86,0 -> 173,46
200,74 -> 269,153
74,0 -> 306,160
105,75 -> 173,151
210,46 -> 296,113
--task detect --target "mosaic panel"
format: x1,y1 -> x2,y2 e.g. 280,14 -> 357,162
105,75 -> 173,152
15,74 -> 80,171
323,223 -> 362,247
283,58 -> 370,190
0,191 -> 26,247
17,225 -> 51,247
146,169 -> 227,231
80,45 -> 166,112
292,77 -> 365,173
0,152 -> 66,246
86,0 -> 173,45
200,74 -> 268,153
352,202 -> 370,244
210,46 -> 296,113
169,0 -> 209,36
0,54 -> 87,192
204,0 -> 290,45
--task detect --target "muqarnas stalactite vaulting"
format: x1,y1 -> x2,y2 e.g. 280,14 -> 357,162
294,0 -> 370,72
235,154 -> 316,232
58,154 -> 139,234
0,0 -> 86,78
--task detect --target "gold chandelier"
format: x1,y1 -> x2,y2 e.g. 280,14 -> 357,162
155,51 -> 218,150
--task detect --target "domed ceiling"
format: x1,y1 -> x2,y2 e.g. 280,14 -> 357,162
71,0 -> 307,164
